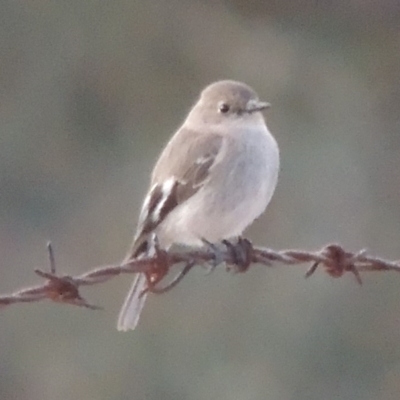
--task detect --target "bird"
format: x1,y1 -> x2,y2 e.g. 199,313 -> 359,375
117,80 -> 280,331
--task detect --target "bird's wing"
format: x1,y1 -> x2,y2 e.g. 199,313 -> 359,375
125,128 -> 224,259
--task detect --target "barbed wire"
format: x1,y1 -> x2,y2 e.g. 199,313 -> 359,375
1,241 -> 400,310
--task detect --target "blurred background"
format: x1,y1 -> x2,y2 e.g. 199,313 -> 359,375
1,1 -> 400,399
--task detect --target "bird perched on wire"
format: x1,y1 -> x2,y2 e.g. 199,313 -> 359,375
117,80 -> 280,331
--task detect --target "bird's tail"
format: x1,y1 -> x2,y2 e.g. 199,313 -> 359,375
117,272 -> 148,331
117,235 -> 150,331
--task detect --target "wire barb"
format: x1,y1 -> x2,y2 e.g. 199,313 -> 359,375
1,241 -> 400,311
47,241 -> 56,274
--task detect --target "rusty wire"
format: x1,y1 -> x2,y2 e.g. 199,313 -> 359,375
1,241 -> 400,310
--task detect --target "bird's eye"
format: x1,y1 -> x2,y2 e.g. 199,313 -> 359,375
218,102 -> 230,113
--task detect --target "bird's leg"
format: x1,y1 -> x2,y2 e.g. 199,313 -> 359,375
222,237 -> 254,272
201,238 -> 225,274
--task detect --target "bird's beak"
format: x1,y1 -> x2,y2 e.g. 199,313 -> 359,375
245,99 -> 271,113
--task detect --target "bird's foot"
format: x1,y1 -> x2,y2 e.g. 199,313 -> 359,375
201,238 -> 225,274
223,237 -> 254,273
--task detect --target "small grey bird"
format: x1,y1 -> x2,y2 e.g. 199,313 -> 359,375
117,80 -> 280,331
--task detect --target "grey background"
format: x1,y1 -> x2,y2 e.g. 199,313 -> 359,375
1,1 -> 400,399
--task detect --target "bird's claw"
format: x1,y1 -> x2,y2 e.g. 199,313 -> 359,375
201,238 -> 225,273
223,237 -> 254,273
